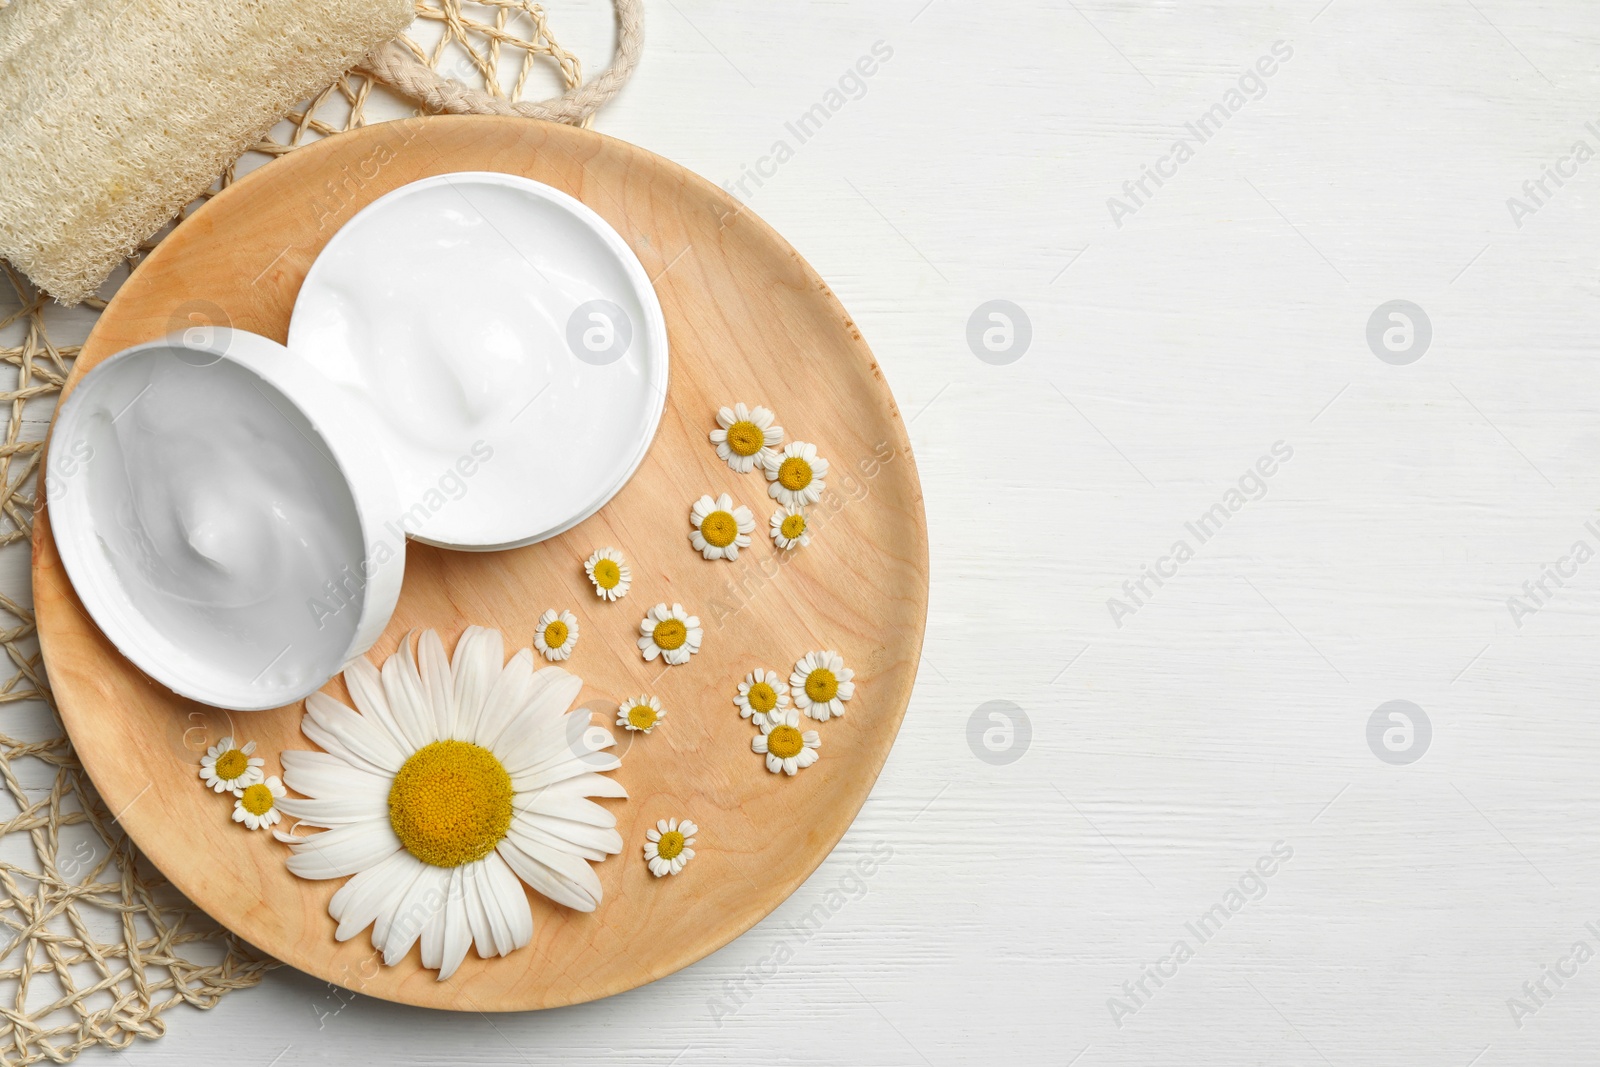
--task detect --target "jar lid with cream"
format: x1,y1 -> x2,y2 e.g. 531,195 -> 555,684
47,172 -> 669,709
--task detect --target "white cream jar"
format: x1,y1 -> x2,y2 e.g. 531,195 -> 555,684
47,172 -> 669,709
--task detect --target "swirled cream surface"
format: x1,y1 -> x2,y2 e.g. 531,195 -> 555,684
56,348 -> 367,707
287,171 -> 669,550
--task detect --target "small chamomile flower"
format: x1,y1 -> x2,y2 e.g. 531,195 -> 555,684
232,775 -> 286,831
199,737 -> 264,794
638,603 -> 703,665
644,818 -> 697,877
735,669 -> 790,725
584,548 -> 632,601
791,650 -> 855,721
764,441 -> 828,507
535,609 -> 579,661
690,493 -> 755,561
710,403 -> 783,473
752,709 -> 820,776
770,506 -> 810,550
618,695 -> 665,733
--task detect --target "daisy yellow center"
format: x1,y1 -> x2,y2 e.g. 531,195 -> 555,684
747,682 -> 778,713
543,619 -> 569,648
777,457 -> 813,491
388,741 -> 513,868
652,618 -> 687,651
239,783 -> 275,816
805,668 -> 839,703
767,725 -> 805,759
214,749 -> 248,780
656,830 -> 686,860
628,704 -> 658,730
726,420 -> 764,457
700,511 -> 738,548
592,559 -> 621,589
780,513 -> 807,539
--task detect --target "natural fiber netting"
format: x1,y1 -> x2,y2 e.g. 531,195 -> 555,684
0,1 -> 614,1060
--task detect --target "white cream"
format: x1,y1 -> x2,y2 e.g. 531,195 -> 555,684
50,334 -> 402,710
287,172 -> 669,550
47,173 -> 663,709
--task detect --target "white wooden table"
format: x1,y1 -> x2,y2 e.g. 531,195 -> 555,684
32,0 -> 1600,1061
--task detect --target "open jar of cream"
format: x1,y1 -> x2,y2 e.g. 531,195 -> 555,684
46,172 -> 669,710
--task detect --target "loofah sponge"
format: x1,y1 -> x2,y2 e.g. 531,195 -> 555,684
0,0 -> 415,304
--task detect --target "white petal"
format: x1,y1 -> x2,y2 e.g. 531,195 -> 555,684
511,813 -> 624,859
497,839 -> 604,912
343,657 -> 410,750
276,790 -> 387,828
381,635 -> 438,750
416,630 -> 457,742
286,819 -> 402,880
478,850 -> 533,956
461,860 -> 496,961
304,693 -> 406,775
494,677 -> 586,772
514,776 -> 624,826
472,648 -> 537,750
437,868 -> 472,980
419,887 -> 448,971
280,749 -> 391,804
381,864 -> 452,967
451,628 -> 505,738
511,752 -> 622,794
329,849 -> 425,942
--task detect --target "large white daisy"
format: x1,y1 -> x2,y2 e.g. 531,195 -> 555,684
276,627 -> 626,981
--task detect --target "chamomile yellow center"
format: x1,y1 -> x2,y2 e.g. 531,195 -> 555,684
239,783 -> 275,816
655,830 -> 686,860
543,619 -> 569,648
747,682 -> 778,713
388,740 -> 513,868
592,559 -> 621,589
700,511 -> 738,548
767,725 -> 805,759
214,749 -> 248,780
726,420 -> 764,457
777,457 -> 813,491
780,513 -> 807,539
804,668 -> 839,703
628,704 -> 658,730
652,618 -> 687,651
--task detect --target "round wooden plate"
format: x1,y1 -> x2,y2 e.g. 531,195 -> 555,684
30,117 -> 927,1010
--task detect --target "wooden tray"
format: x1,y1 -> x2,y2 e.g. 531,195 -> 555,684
30,117 -> 927,1010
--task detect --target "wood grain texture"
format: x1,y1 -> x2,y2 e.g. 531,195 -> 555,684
29,116 -> 927,1010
